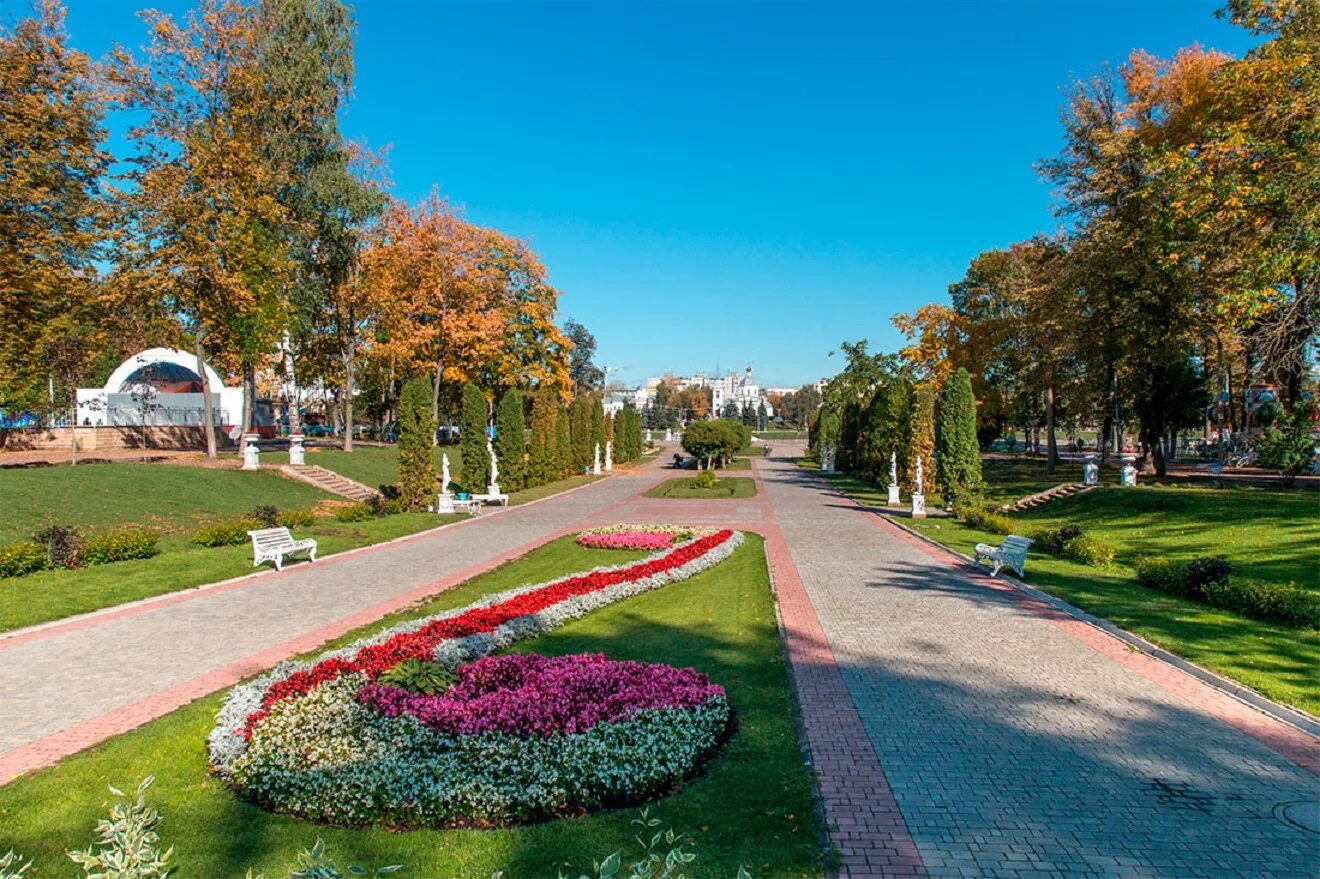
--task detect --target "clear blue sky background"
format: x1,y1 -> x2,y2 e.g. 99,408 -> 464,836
35,1 -> 1256,388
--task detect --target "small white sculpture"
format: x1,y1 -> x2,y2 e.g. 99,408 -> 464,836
605,440 -> 613,471
911,455 -> 926,518
288,433 -> 305,466
487,435 -> 500,494
593,442 -> 602,475
914,455 -> 924,495
887,450 -> 901,505
242,435 -> 261,470
441,453 -> 451,495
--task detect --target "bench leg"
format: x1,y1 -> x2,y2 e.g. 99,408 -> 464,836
309,547 -> 317,563
990,559 -> 1003,577
273,555 -> 283,572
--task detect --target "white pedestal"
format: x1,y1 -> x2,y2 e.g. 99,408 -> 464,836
436,492 -> 455,514
1083,463 -> 1099,486
887,484 -> 901,506
241,434 -> 261,470
1120,465 -> 1137,486
288,433 -> 305,466
910,493 -> 926,518
486,482 -> 501,497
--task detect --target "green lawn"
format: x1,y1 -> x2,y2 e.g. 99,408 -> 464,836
0,463 -> 330,545
0,535 -> 822,879
0,512 -> 460,633
644,477 -> 758,499
803,459 -> 1320,715
258,444 -> 464,494
751,430 -> 808,440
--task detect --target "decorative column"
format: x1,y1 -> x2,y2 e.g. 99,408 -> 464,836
288,433 -> 305,467
241,434 -> 261,470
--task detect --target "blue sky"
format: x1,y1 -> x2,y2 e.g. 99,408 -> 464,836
40,1 -> 1255,388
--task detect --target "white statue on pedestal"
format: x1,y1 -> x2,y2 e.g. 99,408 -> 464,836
887,450 -> 901,506
288,433 -> 305,466
436,452 -> 455,513
605,440 -> 613,471
486,436 -> 500,494
593,442 -> 601,475
242,435 -> 261,470
911,455 -> 926,518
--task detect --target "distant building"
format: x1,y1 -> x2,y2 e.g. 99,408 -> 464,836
77,348 -> 246,432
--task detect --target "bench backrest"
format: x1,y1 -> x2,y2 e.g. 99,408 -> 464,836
248,527 -> 295,547
1003,535 -> 1034,553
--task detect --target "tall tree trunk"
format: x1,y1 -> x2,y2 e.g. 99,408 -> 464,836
342,342 -> 355,452
283,332 -> 300,436
195,334 -> 217,458
1044,384 -> 1057,474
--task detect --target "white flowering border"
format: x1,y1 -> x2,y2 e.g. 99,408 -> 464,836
577,524 -> 715,538
210,528 -> 744,777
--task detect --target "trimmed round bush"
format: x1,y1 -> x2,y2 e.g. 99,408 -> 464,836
192,518 -> 262,547
333,503 -> 374,523
82,528 -> 160,565
1183,556 -> 1233,598
275,509 -> 316,529
1062,534 -> 1115,567
1133,556 -> 1187,596
0,542 -> 51,578
33,524 -> 83,569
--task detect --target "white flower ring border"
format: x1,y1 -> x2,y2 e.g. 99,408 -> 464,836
209,527 -> 745,777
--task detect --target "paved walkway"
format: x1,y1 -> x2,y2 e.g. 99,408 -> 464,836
2,443 -> 1317,879
749,447 -> 1318,879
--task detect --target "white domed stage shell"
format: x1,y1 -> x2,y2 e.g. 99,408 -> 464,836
76,347 -> 244,430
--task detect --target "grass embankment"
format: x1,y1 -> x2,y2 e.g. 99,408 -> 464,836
0,453 -> 602,633
801,457 -> 1320,716
644,477 -> 758,500
0,535 -> 822,879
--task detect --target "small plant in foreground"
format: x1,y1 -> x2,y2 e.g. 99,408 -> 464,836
692,469 -> 717,490
0,849 -> 31,879
82,528 -> 161,566
250,505 -> 280,528
192,517 -> 261,547
67,776 -> 173,879
0,542 -> 50,579
376,658 -> 456,694
1183,556 -> 1233,597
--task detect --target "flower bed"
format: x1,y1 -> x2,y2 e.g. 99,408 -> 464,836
209,528 -> 742,826
577,531 -> 676,550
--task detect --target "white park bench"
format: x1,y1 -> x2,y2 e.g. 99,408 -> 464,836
248,527 -> 318,571
471,491 -> 509,506
973,535 -> 1033,578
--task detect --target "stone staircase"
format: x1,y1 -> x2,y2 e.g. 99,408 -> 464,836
280,464 -> 382,503
999,482 -> 1096,513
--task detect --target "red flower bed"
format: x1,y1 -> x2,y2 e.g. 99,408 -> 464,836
241,529 -> 735,738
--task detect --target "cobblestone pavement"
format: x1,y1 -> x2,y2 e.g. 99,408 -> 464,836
0,461 -> 666,780
759,447 -> 1318,879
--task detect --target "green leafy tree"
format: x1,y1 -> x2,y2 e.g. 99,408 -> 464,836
907,381 -> 936,493
494,389 -> 525,491
935,368 -> 982,501
563,318 -> 605,392
1253,404 -> 1317,476
459,382 -> 488,491
526,391 -> 558,486
395,377 -> 436,510
570,395 -> 593,472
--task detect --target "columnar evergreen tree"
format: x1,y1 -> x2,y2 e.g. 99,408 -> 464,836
907,382 -> 936,494
554,405 -> 572,478
569,395 -> 593,472
494,388 -> 525,492
459,382 -> 489,492
527,391 -> 558,487
590,396 -> 606,464
935,368 -> 982,501
863,378 -> 911,486
396,377 -> 436,511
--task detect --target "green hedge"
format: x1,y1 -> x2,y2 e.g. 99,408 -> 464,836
1061,534 -> 1114,567
275,509 -> 316,529
1134,553 -> 1317,629
0,542 -> 50,578
333,503 -> 374,522
82,528 -> 160,566
191,518 -> 261,547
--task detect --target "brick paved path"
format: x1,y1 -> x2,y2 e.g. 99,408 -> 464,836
752,447 -> 1318,879
0,463 -> 665,782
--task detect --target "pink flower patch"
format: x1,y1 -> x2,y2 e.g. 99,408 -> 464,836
577,531 -> 675,550
357,653 -> 724,737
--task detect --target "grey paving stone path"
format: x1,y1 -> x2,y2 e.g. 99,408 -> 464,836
0,464 -> 664,759
758,447 -> 1318,879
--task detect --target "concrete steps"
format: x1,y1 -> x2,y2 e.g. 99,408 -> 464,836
280,464 -> 382,503
1000,482 -> 1096,513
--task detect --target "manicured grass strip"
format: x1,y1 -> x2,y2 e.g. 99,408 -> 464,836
0,463 -> 330,545
0,535 -> 821,879
0,513 -> 461,633
644,477 -> 758,499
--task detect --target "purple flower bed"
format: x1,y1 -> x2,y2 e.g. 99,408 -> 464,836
357,652 -> 724,738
